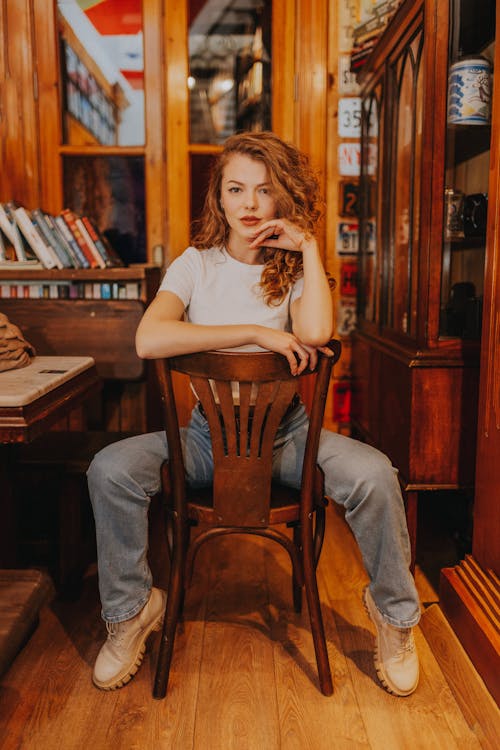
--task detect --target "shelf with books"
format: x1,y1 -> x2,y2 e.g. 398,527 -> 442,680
0,202 -> 124,271
0,265 -> 160,302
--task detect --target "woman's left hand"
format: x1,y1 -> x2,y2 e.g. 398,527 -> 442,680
301,342 -> 335,371
248,218 -> 313,254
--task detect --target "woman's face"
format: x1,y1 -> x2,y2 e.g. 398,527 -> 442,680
219,153 -> 277,253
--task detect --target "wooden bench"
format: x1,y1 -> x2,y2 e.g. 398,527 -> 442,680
0,568 -> 53,678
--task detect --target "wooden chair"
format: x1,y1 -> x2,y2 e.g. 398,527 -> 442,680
153,340 -> 341,699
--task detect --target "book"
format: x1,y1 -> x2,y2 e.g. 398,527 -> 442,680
45,213 -> 82,268
26,208 -> 65,269
61,208 -> 98,268
54,215 -> 89,268
100,282 -> 111,299
12,205 -> 59,268
97,231 -> 124,268
0,226 -> 6,261
80,215 -> 123,267
0,226 -> 16,262
0,203 -> 30,262
75,217 -> 106,268
32,208 -> 73,268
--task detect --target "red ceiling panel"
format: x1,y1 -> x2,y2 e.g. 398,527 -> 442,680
84,0 -> 142,36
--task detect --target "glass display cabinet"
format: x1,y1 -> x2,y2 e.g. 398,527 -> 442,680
440,3 -> 495,340
352,0 -> 496,564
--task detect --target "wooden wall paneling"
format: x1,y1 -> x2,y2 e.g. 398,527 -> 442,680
0,0 -> 40,205
294,0 -> 328,233
0,0 -> 7,197
102,382 -> 124,431
33,0 -> 63,213
294,0 -> 329,412
162,2 -> 191,425
271,0 -> 295,143
143,0 -> 167,264
118,381 -> 147,433
325,0 -> 338,279
164,0 -> 190,264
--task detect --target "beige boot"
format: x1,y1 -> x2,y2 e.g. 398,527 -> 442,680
93,587 -> 166,690
363,586 -> 419,696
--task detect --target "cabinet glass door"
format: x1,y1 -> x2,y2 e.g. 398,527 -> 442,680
440,0 -> 495,339
359,83 -> 383,326
384,28 -> 424,337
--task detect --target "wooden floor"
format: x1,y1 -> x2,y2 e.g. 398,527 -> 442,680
0,503 -> 498,750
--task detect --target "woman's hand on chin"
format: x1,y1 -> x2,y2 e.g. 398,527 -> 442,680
248,218 -> 314,254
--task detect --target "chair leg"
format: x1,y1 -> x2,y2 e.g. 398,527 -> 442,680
313,505 -> 326,569
302,520 -> 333,696
153,509 -> 186,699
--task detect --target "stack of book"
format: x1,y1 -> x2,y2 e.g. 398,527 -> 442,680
0,202 -> 124,270
351,0 -> 402,72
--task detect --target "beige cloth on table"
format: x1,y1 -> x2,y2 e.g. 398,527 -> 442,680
0,313 -> 36,372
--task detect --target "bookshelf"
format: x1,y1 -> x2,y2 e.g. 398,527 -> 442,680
0,265 -> 158,299
1,265 -> 161,432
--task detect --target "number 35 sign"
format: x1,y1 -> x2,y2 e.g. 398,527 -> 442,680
338,97 -> 379,138
338,97 -> 361,137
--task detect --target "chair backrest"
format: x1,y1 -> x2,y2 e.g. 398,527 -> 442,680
155,341 -> 341,527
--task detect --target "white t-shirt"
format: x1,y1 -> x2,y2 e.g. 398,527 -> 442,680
159,245 -> 304,351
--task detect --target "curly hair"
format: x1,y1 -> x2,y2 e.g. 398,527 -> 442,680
191,131 -> 331,305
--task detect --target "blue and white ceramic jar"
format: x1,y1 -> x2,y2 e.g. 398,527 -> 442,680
447,57 -> 492,125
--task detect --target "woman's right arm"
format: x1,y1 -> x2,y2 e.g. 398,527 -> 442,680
135,291 -> 314,373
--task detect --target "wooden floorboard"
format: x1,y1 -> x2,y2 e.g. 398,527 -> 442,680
0,504 -> 497,750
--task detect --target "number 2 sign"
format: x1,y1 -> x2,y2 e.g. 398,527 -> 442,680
339,180 -> 359,217
337,299 -> 357,337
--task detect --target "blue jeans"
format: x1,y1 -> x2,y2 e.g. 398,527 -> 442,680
87,404 -> 420,628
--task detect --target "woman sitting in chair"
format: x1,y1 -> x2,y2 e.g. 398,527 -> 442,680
88,131 -> 420,697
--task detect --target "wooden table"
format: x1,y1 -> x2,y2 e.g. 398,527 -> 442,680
0,356 -> 100,566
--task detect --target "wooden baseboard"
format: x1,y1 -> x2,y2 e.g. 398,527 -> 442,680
420,603 -> 500,750
440,555 -> 500,707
